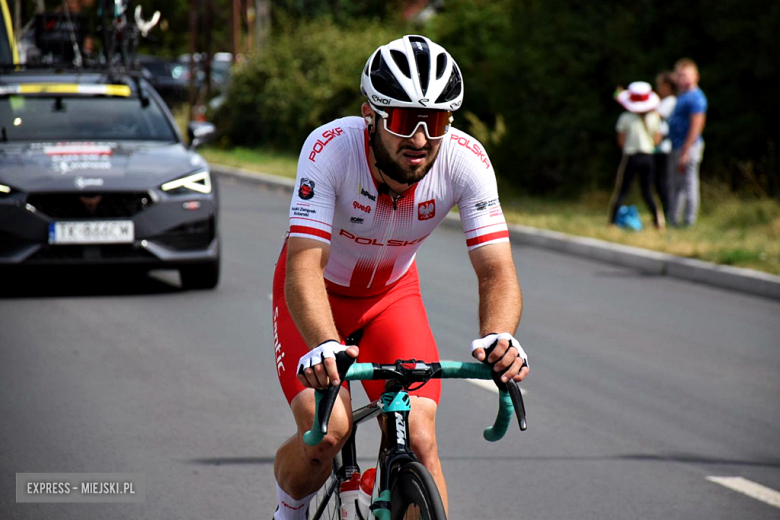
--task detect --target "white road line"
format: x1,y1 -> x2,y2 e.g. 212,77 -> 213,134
707,476 -> 780,509
466,379 -> 527,396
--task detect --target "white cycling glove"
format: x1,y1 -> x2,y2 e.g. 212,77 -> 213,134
470,332 -> 528,368
297,340 -> 348,374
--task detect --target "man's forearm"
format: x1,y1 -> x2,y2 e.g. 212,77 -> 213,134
682,113 -> 706,153
285,259 -> 339,349
477,263 -> 522,337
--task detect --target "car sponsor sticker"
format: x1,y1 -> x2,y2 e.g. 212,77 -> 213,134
42,142 -> 115,174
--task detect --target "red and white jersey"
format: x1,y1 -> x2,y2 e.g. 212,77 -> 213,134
288,116 -> 509,296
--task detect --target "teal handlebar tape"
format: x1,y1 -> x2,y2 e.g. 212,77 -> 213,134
439,361 -> 492,379
483,390 -> 513,442
345,363 -> 375,381
303,389 -> 326,446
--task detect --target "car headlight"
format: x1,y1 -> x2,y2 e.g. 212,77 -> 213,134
0,183 -> 13,196
161,170 -> 212,194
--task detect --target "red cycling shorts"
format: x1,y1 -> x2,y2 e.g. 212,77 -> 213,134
272,242 -> 441,405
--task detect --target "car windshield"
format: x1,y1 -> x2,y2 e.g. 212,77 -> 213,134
0,95 -> 178,142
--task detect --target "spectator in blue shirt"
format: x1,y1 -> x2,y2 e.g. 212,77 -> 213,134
667,58 -> 707,226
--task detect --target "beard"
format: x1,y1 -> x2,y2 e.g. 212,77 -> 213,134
371,127 -> 441,186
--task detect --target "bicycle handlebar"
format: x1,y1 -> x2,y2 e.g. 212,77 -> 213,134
302,359 -> 527,446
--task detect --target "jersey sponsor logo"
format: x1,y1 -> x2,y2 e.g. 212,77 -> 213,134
308,127 -> 344,162
353,201 -> 372,214
450,133 -> 491,169
339,229 -> 429,247
350,216 -> 364,224
298,178 -> 315,200
418,200 -> 436,221
474,198 -> 499,211
358,184 -> 377,201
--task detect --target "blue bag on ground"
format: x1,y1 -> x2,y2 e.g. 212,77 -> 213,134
615,205 -> 643,231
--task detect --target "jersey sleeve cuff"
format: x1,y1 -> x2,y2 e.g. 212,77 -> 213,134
289,225 -> 332,244
465,227 -> 510,250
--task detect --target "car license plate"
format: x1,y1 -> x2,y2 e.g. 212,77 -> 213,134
49,221 -> 135,244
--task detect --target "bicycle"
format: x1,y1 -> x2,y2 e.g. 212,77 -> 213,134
302,335 -> 527,520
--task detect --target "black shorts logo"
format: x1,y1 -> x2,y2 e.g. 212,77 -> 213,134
298,178 -> 315,200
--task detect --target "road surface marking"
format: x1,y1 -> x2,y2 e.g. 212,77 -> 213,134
707,476 -> 780,509
467,379 -> 527,396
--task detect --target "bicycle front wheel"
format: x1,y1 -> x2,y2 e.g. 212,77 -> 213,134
309,472 -> 341,520
390,462 -> 447,520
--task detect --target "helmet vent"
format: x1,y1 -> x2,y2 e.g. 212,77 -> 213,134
390,50 -> 411,78
370,52 -> 382,73
434,63 -> 462,104
408,36 -> 430,96
436,54 -> 447,80
371,54 -> 412,102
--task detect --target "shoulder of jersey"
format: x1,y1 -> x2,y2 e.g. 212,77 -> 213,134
305,116 -> 364,143
304,116 -> 364,165
443,127 -> 493,173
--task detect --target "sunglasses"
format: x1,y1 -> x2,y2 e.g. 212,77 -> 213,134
372,106 -> 453,139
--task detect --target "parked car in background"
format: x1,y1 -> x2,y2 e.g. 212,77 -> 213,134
177,52 -> 234,95
0,67 -> 221,290
139,55 -> 189,108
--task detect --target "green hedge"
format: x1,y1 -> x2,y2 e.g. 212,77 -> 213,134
216,1 -> 779,197
215,18 -> 401,149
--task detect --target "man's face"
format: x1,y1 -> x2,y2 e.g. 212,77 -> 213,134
372,116 -> 443,185
675,66 -> 698,92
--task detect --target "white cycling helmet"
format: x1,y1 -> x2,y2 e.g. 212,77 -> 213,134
361,35 -> 464,112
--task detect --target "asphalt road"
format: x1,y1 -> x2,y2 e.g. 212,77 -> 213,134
1,176 -> 779,520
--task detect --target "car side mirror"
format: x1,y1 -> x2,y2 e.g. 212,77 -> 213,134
187,121 -> 216,149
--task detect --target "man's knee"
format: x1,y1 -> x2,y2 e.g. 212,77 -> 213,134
410,424 -> 439,463
291,388 -> 353,466
408,397 -> 439,463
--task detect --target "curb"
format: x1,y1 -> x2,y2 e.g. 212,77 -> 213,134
212,164 -> 780,301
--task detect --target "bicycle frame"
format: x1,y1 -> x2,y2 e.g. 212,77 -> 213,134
322,383 -> 420,520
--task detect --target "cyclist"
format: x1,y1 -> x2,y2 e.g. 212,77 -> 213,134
271,35 -> 529,519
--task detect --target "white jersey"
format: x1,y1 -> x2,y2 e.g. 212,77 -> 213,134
288,116 -> 509,296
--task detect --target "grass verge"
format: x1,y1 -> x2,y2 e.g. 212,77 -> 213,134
201,146 -> 780,276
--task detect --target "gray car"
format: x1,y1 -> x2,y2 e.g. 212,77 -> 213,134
0,69 -> 220,290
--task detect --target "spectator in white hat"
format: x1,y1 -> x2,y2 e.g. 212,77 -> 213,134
609,81 -> 665,229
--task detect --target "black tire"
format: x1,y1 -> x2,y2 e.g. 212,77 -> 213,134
390,462 -> 447,520
310,473 -> 341,520
179,260 -> 220,290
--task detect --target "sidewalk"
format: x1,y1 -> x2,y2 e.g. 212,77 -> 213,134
211,164 -> 780,301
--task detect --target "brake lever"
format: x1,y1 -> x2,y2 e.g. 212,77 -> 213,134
316,351 -> 356,434
507,379 -> 527,431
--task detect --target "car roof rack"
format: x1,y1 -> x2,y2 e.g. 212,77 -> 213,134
2,1 -> 159,106
4,1 -> 159,80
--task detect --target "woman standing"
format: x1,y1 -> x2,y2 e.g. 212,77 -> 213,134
610,81 -> 664,229
654,72 -> 677,218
